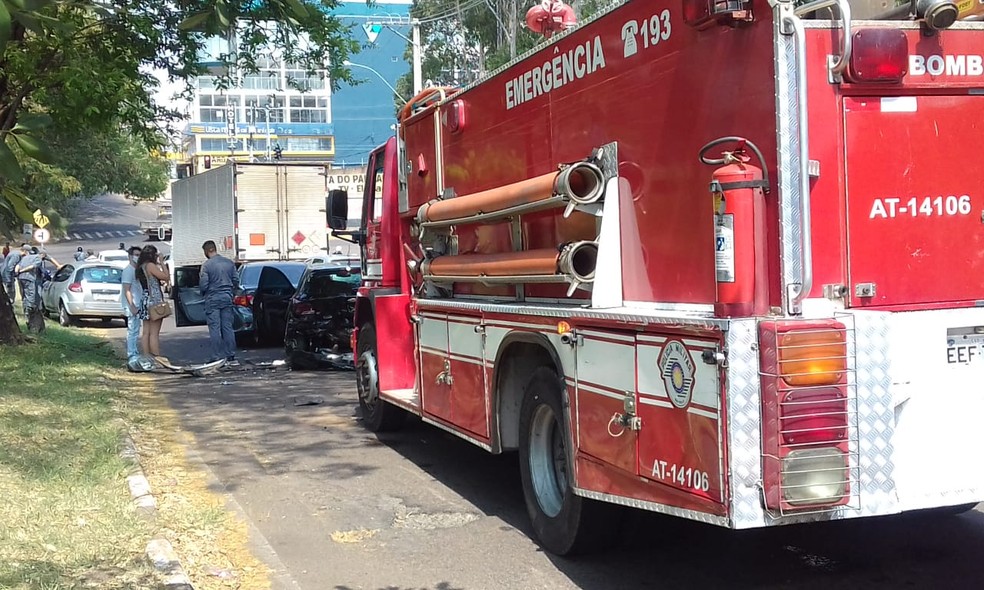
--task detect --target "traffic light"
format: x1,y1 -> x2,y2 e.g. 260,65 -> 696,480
273,143 -> 283,160
204,155 -> 212,169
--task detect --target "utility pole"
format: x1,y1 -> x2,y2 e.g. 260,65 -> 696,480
264,100 -> 272,161
381,19 -> 422,94
412,19 -> 422,94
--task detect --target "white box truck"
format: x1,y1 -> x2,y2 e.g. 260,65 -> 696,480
171,162 -> 330,266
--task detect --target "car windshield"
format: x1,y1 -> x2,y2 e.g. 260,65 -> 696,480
240,263 -> 306,290
80,266 -> 123,284
306,269 -> 361,297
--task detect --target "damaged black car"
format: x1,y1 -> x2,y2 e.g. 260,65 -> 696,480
284,264 -> 361,369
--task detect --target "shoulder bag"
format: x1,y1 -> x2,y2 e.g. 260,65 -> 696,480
149,301 -> 172,321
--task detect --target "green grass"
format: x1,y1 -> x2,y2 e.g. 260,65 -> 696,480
0,325 -> 160,589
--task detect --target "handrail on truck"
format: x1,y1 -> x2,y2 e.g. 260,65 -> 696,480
793,0 -> 853,77
776,0 -> 851,313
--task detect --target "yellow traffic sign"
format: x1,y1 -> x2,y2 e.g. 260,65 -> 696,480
33,209 -> 50,228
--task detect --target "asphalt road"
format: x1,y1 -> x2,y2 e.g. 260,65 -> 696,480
78,317 -> 982,590
43,192 -> 170,266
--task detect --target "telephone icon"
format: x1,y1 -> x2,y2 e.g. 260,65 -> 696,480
622,20 -> 639,58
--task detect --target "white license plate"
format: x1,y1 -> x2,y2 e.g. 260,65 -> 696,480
93,294 -> 117,302
946,332 -> 984,365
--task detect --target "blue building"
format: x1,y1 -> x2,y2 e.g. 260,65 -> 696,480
331,0 -> 412,167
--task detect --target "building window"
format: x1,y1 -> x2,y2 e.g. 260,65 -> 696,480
199,94 -> 240,122
285,69 -> 325,90
200,109 -> 224,123
243,74 -> 282,90
284,137 -> 332,152
201,138 -> 233,151
288,95 -> 328,123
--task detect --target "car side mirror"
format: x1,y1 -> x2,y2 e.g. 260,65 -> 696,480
326,189 -> 348,231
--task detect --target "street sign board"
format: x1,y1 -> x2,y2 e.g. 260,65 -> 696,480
33,228 -> 50,243
226,105 -> 236,139
33,209 -> 50,228
22,223 -> 32,237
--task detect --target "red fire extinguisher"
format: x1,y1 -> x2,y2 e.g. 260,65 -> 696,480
698,137 -> 770,318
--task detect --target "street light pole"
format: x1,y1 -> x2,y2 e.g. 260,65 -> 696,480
381,20 -> 422,94
412,20 -> 422,94
264,101 -> 272,161
343,60 -> 408,104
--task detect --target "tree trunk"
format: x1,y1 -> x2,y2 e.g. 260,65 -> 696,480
0,283 -> 25,345
25,277 -> 44,334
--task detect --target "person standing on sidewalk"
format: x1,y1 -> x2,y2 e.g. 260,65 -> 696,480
13,245 -> 37,315
200,240 -> 240,365
2,244 -> 23,303
120,246 -> 144,361
135,245 -> 170,360
14,246 -> 51,316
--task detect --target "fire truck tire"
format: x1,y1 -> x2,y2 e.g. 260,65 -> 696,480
518,367 -> 621,556
356,323 -> 406,432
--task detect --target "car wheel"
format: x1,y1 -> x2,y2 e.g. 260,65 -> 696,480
356,323 -> 406,432
518,367 -> 623,556
58,302 -> 75,327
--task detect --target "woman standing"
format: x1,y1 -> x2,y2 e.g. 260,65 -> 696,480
135,245 -> 170,360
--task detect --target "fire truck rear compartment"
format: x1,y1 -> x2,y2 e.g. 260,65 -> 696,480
843,95 -> 984,308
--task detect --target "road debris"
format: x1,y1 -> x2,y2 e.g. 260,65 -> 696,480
293,395 -> 324,406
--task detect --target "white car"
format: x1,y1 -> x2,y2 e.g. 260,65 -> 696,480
97,249 -> 130,267
41,261 -> 126,326
305,252 -> 360,267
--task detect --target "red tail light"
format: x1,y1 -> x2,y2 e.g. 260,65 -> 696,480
759,320 -> 854,513
780,387 -> 847,447
233,294 -> 253,307
292,301 -> 314,316
68,282 -> 83,293
848,28 -> 908,84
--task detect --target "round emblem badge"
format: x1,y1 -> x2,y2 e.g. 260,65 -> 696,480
659,340 -> 695,409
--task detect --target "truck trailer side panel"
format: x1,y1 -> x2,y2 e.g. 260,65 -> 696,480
171,165 -> 236,266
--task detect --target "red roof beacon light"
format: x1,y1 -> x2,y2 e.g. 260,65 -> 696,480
847,29 -> 908,84
683,0 -> 754,30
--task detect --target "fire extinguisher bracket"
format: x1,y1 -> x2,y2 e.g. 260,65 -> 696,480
711,179 -> 771,192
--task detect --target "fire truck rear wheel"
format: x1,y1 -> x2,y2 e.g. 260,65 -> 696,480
356,323 -> 406,432
518,367 -> 621,556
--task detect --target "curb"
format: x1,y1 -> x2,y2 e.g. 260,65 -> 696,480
121,432 -> 195,590
108,330 -> 197,590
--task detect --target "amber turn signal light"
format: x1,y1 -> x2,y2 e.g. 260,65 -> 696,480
778,328 -> 847,387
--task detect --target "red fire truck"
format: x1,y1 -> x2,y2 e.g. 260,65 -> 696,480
327,0 -> 984,555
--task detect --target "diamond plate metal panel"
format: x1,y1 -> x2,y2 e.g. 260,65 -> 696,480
849,311 -> 898,515
728,312 -> 899,529
725,319 -> 766,527
773,7 -> 805,311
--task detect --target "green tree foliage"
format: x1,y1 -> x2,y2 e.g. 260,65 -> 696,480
0,0 -> 359,222
14,124 -> 170,221
0,0 -> 360,343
